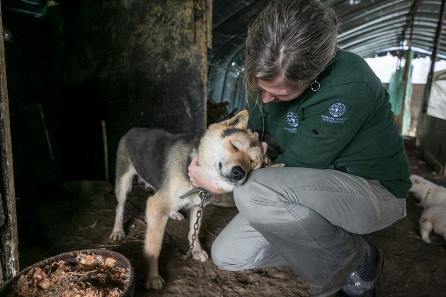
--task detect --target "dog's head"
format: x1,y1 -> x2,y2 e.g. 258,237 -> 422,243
410,174 -> 433,205
198,110 -> 268,192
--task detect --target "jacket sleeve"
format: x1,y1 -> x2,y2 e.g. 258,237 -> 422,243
276,83 -> 373,168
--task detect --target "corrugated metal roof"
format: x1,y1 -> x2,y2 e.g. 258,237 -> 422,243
333,0 -> 446,58
209,0 -> 446,109
212,0 -> 446,59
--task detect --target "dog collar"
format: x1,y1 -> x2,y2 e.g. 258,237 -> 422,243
179,187 -> 210,200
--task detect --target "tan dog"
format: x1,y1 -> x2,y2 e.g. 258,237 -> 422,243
410,174 -> 446,244
109,110 -> 269,290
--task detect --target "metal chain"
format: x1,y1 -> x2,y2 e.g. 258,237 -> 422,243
185,190 -> 209,258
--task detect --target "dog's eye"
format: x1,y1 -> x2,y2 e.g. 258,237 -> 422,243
230,141 -> 239,151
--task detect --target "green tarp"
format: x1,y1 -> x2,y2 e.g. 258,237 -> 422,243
388,51 -> 414,135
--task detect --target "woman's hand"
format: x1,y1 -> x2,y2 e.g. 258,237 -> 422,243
188,156 -> 225,194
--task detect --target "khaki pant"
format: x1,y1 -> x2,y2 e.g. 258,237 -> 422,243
211,167 -> 406,297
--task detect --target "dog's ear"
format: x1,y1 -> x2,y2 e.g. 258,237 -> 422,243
410,175 -> 424,185
221,110 -> 249,130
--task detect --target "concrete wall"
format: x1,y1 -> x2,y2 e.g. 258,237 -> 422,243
412,84 -> 446,176
417,114 -> 446,176
383,82 -> 446,175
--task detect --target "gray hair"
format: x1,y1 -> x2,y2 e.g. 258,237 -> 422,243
244,0 -> 338,94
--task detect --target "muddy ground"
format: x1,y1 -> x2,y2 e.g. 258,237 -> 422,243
16,142 -> 446,297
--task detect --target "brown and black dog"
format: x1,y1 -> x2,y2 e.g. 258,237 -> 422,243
109,110 -> 270,289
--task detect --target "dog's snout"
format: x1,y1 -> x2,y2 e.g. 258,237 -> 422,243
230,166 -> 245,181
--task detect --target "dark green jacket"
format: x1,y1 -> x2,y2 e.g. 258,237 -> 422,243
249,49 -> 411,198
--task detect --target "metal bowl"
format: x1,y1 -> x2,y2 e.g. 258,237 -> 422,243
0,249 -> 135,297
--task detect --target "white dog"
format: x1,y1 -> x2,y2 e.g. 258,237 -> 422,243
410,174 -> 446,244
409,175 -> 446,207
419,205 -> 446,243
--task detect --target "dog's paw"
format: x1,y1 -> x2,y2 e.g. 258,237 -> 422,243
169,211 -> 184,221
422,236 -> 432,244
192,249 -> 209,262
109,229 -> 126,241
146,276 -> 165,290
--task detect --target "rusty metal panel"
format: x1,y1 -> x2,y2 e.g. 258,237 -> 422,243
49,0 -> 211,180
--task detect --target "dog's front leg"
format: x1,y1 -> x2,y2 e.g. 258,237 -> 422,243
420,218 -> 433,243
144,194 -> 169,290
188,206 -> 209,262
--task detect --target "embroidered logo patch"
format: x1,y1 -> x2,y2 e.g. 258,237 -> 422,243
321,103 -> 347,123
284,112 -> 300,133
329,103 -> 346,118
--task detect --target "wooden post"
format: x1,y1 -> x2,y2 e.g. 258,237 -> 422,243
397,0 -> 419,133
0,2 -> 20,282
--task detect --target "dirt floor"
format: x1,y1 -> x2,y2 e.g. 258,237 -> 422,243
15,141 -> 446,297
